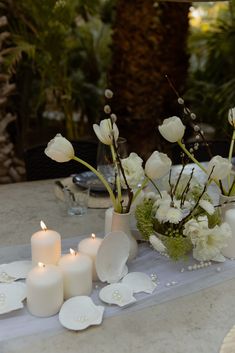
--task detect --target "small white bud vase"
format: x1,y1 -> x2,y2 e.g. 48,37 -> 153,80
111,211 -> 138,261
219,194 -> 235,219
220,194 -> 235,258
221,208 -> 235,259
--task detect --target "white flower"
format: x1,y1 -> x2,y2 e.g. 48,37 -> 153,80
158,116 -> 186,143
149,235 -> 166,253
207,155 -> 232,180
120,152 -> 145,189
228,107 -> 235,127
145,151 -> 172,180
165,207 -> 183,224
93,119 -> 119,145
199,200 -> 215,215
184,217 -> 231,262
44,134 -> 75,162
155,204 -> 171,223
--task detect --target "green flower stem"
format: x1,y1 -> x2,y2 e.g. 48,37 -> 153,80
177,140 -> 207,173
228,129 -> 235,187
73,156 -> 117,208
177,140 -> 221,190
148,177 -> 162,197
110,144 -> 122,212
133,177 -> 149,203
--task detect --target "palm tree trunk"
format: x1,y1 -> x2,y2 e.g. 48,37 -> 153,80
109,0 -> 190,158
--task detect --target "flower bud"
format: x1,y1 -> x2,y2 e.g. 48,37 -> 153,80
93,119 -> 119,145
228,107 -> 235,127
104,89 -> 114,99
158,116 -> 185,143
145,151 -> 172,179
45,134 -> 75,162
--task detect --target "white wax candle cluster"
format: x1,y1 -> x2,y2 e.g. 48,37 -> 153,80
58,249 -> 92,299
27,221 -> 103,317
26,263 -> 63,317
31,221 -> 61,265
78,233 -> 103,281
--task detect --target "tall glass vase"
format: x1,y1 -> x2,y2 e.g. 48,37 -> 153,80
220,194 -> 235,258
111,211 -> 138,261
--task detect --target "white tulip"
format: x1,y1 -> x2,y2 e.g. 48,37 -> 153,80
120,152 -> 145,189
145,151 -> 172,179
93,119 -> 119,145
228,107 -> 235,127
207,155 -> 232,180
158,116 -> 185,143
45,134 -> 75,162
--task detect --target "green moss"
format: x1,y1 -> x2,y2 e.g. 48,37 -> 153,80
135,199 -> 155,240
162,235 -> 192,261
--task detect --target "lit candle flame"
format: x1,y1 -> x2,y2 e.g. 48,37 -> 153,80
38,262 -> 45,268
40,220 -> 47,231
91,233 -> 96,239
70,248 -> 76,255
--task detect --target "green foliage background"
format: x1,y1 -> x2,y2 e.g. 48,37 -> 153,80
185,1 -> 235,137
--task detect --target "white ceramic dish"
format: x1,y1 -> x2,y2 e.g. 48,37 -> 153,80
96,231 -> 130,283
0,282 -> 26,314
99,283 -> 136,307
59,296 -> 104,331
122,272 -> 157,294
3,261 -> 32,280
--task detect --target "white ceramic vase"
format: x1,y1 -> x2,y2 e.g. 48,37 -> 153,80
111,211 -> 138,261
220,194 -> 235,258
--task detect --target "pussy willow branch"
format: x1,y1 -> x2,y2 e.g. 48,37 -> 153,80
173,163 -> 185,196
178,166 -> 215,228
168,169 -> 174,202
110,118 -> 133,213
165,74 -> 212,159
180,167 -> 195,207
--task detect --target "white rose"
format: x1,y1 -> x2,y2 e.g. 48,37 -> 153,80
158,116 -> 186,143
121,152 -> 145,189
145,151 -> 172,179
45,134 -> 75,162
207,155 -> 232,180
93,118 -> 119,145
228,107 -> 235,127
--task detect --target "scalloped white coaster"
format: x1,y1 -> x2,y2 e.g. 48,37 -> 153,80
122,272 -> 157,294
59,296 -> 104,331
0,282 -> 26,314
220,325 -> 235,353
99,283 -> 136,307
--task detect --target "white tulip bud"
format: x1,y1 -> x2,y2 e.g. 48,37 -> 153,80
228,107 -> 235,127
207,155 -> 232,180
158,116 -> 185,143
45,134 -> 75,162
145,151 -> 172,179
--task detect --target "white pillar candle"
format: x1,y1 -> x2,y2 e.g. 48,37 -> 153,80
26,262 -> 63,317
222,209 -> 235,258
31,221 -> 61,266
78,233 -> 103,281
58,249 -> 92,300
105,207 -> 113,235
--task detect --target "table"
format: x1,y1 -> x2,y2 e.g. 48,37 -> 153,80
0,178 -> 234,353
